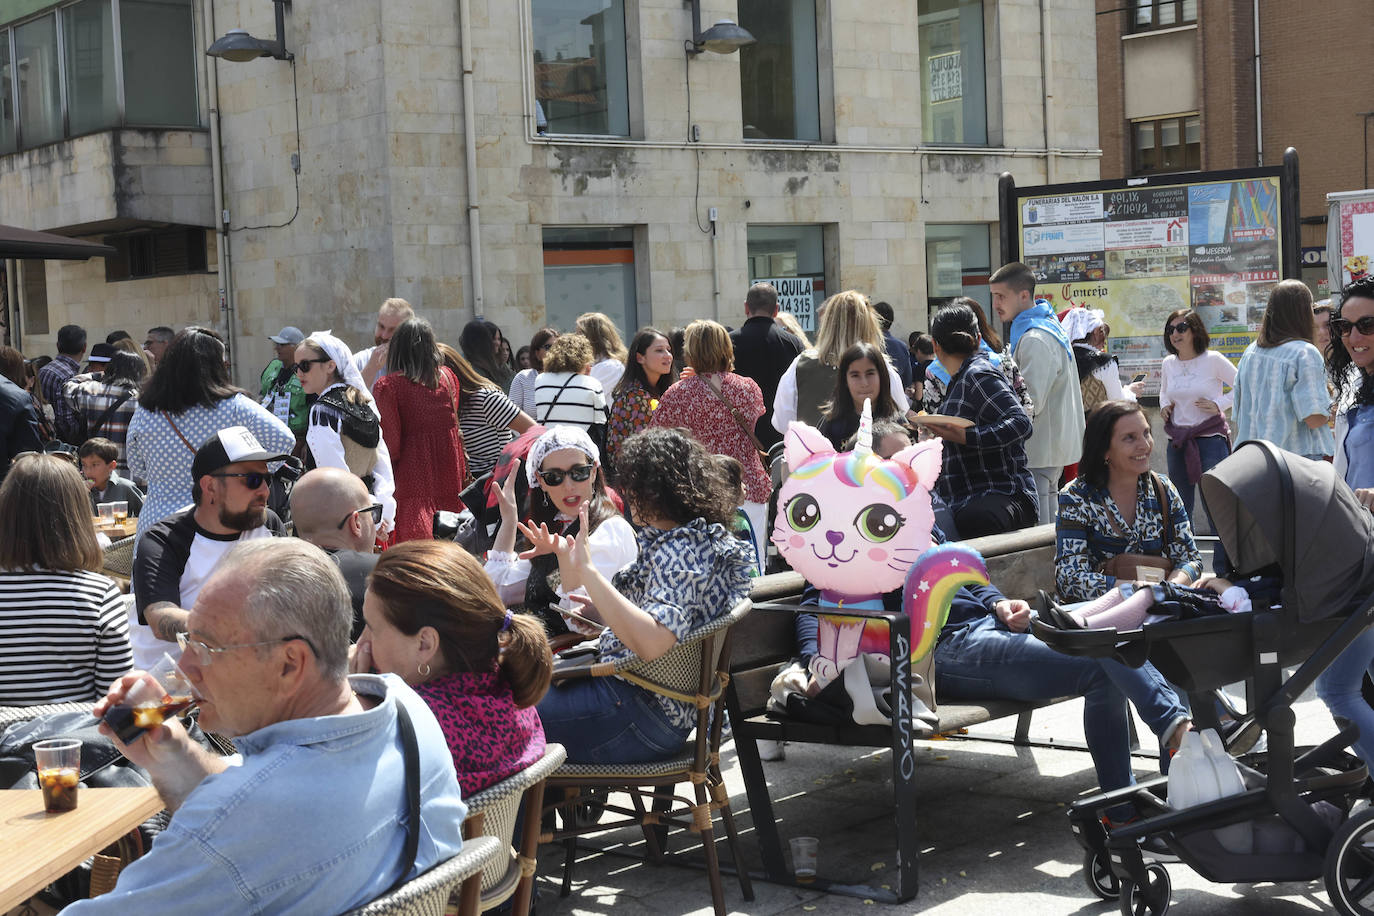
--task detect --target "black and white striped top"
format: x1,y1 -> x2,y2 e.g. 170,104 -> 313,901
534,372 -> 607,430
459,386 -> 522,479
0,569 -> 133,705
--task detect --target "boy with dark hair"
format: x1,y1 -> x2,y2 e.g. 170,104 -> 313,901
78,437 -> 144,516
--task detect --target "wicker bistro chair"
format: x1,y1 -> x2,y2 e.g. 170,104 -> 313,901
541,599 -> 754,916
101,534 -> 136,582
460,742 -> 567,915
342,835 -> 502,916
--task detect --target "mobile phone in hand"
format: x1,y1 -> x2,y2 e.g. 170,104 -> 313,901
1131,373 -> 1147,383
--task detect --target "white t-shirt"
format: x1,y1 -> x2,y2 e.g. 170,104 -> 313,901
1159,349 -> 1237,429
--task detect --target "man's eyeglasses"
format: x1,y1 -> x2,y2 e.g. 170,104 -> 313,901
293,357 -> 330,374
1166,322 -> 1192,336
338,501 -> 384,529
211,472 -> 269,490
538,464 -> 594,487
1333,315 -> 1374,338
176,631 -> 318,667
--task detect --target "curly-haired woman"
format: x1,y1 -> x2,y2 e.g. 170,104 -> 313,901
532,427 -> 754,763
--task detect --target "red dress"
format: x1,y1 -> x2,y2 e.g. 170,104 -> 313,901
650,372 -> 770,503
374,366 -> 467,542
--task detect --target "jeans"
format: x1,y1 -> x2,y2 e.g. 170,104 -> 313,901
1165,435 -> 1231,575
537,672 -> 690,764
1316,625 -> 1374,767
1029,466 -> 1061,525
935,616 -> 1187,793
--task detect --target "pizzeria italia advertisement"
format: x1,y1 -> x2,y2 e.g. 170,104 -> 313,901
1010,171 -> 1288,392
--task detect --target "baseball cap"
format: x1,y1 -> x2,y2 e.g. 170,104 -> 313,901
268,326 -> 305,345
87,343 -> 116,363
191,426 -> 290,481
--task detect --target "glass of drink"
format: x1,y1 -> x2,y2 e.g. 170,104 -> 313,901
102,653 -> 196,745
111,501 -> 129,521
789,836 -> 818,883
34,739 -> 82,812
96,502 -> 116,522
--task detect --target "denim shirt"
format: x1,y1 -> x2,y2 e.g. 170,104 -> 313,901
66,674 -> 467,915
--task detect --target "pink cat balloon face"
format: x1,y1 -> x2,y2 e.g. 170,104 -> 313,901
772,422 -> 943,598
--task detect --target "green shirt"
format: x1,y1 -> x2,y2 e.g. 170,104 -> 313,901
259,359 -> 308,434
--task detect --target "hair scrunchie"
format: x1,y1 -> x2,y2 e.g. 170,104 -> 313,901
501,609 -> 514,632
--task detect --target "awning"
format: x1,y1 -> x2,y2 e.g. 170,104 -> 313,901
0,224 -> 116,260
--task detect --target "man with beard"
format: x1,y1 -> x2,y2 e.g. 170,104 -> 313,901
129,427 -> 288,668
352,297 -> 414,391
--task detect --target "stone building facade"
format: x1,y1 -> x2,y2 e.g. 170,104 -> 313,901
2,0 -> 1099,382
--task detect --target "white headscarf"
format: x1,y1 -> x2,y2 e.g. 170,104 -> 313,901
306,330 -> 380,418
526,425 -> 600,488
1060,307 -> 1105,344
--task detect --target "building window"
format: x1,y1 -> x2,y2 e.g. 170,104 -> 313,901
1131,114 -> 1200,175
542,227 -> 637,333
20,259 -> 48,337
1,0 -> 199,152
104,226 -> 208,282
531,0 -> 630,137
918,0 -> 987,146
925,223 -> 992,324
738,0 -> 820,142
747,225 -> 826,333
1131,0 -> 1197,32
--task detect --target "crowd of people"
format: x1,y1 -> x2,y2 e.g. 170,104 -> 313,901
2,266 -> 1371,911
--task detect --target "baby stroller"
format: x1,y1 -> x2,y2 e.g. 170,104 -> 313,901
1032,439 -> 1374,915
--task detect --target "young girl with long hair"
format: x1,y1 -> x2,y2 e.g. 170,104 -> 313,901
817,341 -> 903,449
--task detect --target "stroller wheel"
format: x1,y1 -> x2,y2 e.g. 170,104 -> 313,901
1083,848 -> 1120,900
1118,863 -> 1170,916
1326,807 -> 1374,916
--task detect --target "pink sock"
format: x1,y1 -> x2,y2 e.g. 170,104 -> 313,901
1076,585 -> 1156,629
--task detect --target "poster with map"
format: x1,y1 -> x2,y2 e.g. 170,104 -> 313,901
1009,169 -> 1290,392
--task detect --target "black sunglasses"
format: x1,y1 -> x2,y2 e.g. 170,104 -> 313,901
538,464 -> 594,487
1166,321 -> 1192,336
338,501 -> 384,529
211,471 -> 269,489
293,357 -> 331,374
1333,315 -> 1374,337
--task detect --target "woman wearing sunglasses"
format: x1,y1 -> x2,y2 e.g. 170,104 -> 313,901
1158,308 -> 1236,575
485,425 -> 635,639
295,332 -> 396,537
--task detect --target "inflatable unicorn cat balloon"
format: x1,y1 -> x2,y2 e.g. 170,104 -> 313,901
772,403 -> 988,686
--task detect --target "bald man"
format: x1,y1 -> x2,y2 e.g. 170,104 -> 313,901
290,468 -> 380,638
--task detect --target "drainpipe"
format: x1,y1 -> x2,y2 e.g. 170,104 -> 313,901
457,0 -> 484,317
1252,0 -> 1263,166
1040,0 -> 1056,183
6,259 -> 18,349
201,0 -> 237,374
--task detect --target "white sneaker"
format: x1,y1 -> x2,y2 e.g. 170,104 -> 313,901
758,739 -> 786,762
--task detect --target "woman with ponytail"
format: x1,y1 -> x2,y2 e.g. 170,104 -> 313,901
353,539 -> 552,795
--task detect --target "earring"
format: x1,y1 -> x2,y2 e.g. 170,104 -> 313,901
417,663 -> 431,678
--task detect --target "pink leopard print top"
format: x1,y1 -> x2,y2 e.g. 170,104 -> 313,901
416,669 -> 546,796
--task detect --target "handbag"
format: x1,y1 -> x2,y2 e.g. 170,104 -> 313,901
1100,472 -> 1175,581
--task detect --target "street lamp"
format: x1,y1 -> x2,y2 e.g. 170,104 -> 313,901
686,0 -> 756,55
206,0 -> 293,62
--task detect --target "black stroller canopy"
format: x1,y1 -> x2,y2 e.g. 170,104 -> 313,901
1200,440 -> 1374,622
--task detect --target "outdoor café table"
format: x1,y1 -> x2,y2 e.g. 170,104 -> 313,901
92,517 -> 137,539
0,786 -> 163,910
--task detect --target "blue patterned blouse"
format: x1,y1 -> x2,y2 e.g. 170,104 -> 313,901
1054,474 -> 1203,602
599,518 -> 754,729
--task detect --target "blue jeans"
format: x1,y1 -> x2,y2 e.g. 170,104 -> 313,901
1166,435 -> 1230,575
1316,625 -> 1374,767
935,616 -> 1187,793
537,673 -> 690,764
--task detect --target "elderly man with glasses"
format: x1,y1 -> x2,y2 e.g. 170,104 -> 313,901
130,427 -> 289,669
68,538 -> 466,914
290,466 -> 382,639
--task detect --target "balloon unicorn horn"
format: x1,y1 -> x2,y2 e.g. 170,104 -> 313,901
855,398 -> 873,457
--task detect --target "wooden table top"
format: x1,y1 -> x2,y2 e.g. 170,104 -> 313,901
93,517 -> 138,539
0,786 -> 163,911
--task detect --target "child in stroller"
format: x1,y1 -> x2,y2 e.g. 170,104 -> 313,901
1033,439 -> 1374,916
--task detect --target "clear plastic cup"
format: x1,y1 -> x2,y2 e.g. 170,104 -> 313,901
110,501 -> 129,521
96,502 -> 116,521
34,739 -> 81,812
789,836 -> 818,882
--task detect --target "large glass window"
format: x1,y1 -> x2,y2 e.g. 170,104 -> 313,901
918,0 -> 987,146
925,223 -> 992,325
15,16 -> 62,147
1132,0 -> 1197,32
0,35 -> 15,153
738,0 -> 820,142
21,259 -> 48,337
747,225 -> 826,333
542,227 -> 637,333
121,0 -> 197,125
63,0 -> 117,136
532,0 -> 629,136
1131,114 -> 1200,175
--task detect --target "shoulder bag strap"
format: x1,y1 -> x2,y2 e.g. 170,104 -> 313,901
89,390 -> 133,438
538,374 -> 579,424
702,375 -> 766,453
387,699 -> 422,893
1150,471 -> 1171,551
161,410 -> 197,455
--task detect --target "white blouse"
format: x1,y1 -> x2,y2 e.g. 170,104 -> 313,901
484,514 -> 637,610
1159,350 -> 1237,430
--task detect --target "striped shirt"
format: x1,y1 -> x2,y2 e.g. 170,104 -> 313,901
534,372 -> 607,430
0,569 -> 133,705
459,386 -> 521,479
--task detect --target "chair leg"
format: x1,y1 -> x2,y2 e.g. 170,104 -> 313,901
632,790 -> 666,863
511,781 -> 547,916
561,833 -> 576,898
714,789 -> 755,901
693,781 -> 727,916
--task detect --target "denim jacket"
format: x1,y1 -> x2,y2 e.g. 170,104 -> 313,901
66,674 -> 466,915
